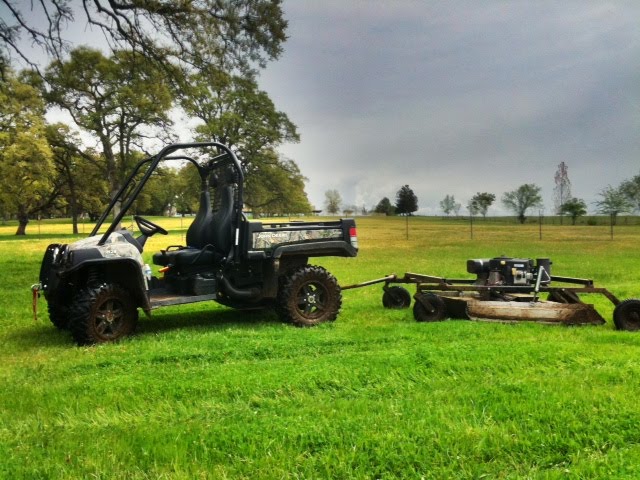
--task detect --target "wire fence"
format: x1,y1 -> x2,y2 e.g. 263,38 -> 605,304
432,215 -> 640,226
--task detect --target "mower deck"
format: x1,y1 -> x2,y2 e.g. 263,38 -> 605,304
342,265 -> 639,330
440,295 -> 605,325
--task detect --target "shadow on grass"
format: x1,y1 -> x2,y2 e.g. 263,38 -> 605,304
4,323 -> 73,349
6,307 -> 282,350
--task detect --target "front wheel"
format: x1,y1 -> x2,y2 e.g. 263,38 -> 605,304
613,299 -> 640,331
69,284 -> 138,345
276,265 -> 342,327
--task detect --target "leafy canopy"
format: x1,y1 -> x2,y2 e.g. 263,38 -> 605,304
595,186 -> 632,225
45,47 -> 174,195
621,174 -> 640,213
1,0 -> 287,76
501,184 -> 543,224
374,197 -> 395,216
324,190 -> 342,215
396,185 -> 418,216
439,194 -> 459,216
560,197 -> 587,225
0,71 -> 55,234
470,192 -> 495,218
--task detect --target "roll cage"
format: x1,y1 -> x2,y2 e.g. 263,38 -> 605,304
91,142 -> 245,253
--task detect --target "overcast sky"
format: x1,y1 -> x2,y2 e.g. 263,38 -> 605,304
4,1 -> 638,215
259,1 -> 640,214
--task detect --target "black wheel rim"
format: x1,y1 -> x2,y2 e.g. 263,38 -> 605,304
623,306 -> 640,330
94,298 -> 126,340
383,287 -> 411,309
295,281 -> 328,319
414,294 -> 445,322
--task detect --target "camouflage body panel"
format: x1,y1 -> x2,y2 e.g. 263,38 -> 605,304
252,228 -> 344,250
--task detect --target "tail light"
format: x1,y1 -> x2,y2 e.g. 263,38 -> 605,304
349,226 -> 358,249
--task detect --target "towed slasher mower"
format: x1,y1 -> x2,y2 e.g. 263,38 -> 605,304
343,256 -> 640,330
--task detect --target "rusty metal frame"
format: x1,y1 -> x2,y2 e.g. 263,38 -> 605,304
341,271 -> 621,306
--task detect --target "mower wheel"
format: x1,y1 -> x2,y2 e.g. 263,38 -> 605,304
613,299 -> 640,331
382,286 -> 412,309
276,265 -> 342,327
69,284 -> 138,345
413,293 -> 447,322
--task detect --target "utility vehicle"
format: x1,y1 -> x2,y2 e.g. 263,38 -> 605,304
35,142 -> 358,345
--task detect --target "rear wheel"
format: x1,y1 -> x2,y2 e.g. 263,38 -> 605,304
276,265 -> 341,327
382,286 -> 411,309
69,284 -> 138,345
413,293 -> 447,322
613,299 -> 640,331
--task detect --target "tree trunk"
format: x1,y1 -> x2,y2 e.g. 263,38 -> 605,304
63,157 -> 80,235
71,211 -> 79,234
69,190 -> 79,234
16,208 -> 28,235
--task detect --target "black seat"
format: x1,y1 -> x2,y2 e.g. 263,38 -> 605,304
153,182 -> 234,268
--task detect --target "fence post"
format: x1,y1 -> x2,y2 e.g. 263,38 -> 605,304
610,213 -> 614,240
539,209 -> 544,240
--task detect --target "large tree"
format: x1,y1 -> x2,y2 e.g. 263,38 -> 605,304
1,1 -> 287,76
560,197 -> 587,225
621,174 -> 640,213
374,197 -> 395,216
469,192 -> 495,219
395,185 -> 418,216
46,123 -> 110,232
180,67 -> 304,214
45,47 -> 174,210
595,186 -> 631,226
243,153 -> 312,216
0,72 -> 56,235
182,69 -> 298,154
502,184 -> 543,224
137,167 -> 181,216
439,194 -> 459,217
553,161 -> 572,219
324,190 -> 342,215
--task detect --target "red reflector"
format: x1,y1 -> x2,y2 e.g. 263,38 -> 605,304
349,227 -> 357,237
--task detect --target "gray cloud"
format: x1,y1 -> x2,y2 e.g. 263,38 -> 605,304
260,1 -> 640,213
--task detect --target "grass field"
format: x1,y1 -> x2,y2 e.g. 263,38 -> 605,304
1,216 -> 640,479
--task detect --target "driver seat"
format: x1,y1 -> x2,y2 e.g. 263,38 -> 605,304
153,182 -> 234,269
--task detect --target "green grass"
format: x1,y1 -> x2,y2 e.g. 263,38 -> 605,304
2,216 -> 640,478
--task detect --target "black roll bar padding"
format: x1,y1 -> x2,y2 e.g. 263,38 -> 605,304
95,142 -> 244,249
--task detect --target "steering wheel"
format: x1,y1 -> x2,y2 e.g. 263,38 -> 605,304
134,215 -> 168,237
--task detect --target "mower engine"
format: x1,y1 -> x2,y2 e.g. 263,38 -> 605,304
467,256 -> 552,287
